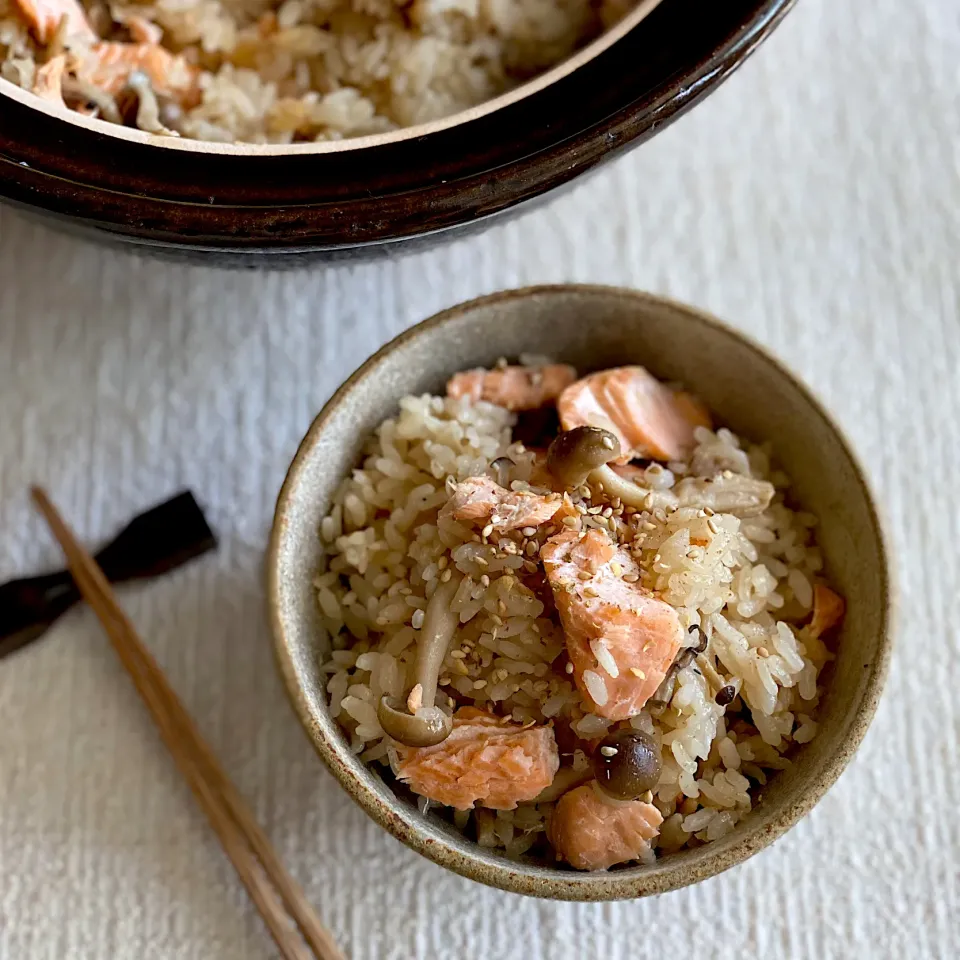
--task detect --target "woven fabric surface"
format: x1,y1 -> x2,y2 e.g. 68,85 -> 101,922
0,0 -> 957,957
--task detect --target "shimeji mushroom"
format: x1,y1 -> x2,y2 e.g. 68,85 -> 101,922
545,426 -> 676,509
377,573 -> 463,748
546,425 -> 775,517
592,728 -> 663,801
673,473 -> 775,517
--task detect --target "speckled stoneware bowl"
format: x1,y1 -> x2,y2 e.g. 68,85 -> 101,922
268,286 -> 892,900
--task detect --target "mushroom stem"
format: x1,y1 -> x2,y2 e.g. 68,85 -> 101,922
376,571 -> 463,748
415,572 -> 462,709
487,456 -> 516,488
589,464 -> 679,511
674,475 -> 775,517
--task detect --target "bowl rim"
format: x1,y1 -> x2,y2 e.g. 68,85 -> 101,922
267,284 -> 893,900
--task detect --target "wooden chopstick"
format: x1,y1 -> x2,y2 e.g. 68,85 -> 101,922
31,487 -> 344,960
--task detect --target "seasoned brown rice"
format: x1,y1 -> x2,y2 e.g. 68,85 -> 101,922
312,368 -> 842,868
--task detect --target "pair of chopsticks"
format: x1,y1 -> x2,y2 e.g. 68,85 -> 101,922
31,488 -> 344,960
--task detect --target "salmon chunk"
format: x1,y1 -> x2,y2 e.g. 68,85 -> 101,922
541,529 -> 684,719
440,476 -> 562,533
80,42 -> 201,108
810,584 -> 844,638
548,782 -> 663,870
557,366 -> 711,463
396,708 -> 559,810
448,364 -> 577,412
13,0 -> 94,43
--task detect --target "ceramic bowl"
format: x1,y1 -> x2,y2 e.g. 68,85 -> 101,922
0,0 -> 795,262
268,285 -> 892,899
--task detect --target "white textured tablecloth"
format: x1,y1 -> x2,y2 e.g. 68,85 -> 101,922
1,1 -> 957,957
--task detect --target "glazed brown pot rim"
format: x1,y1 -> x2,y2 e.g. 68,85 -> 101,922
268,284 -> 894,901
0,0 -> 796,250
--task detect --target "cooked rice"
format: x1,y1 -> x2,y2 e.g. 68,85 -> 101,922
1,0 -> 638,142
314,389 -> 837,863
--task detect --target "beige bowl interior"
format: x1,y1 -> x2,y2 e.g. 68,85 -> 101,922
269,286 -> 891,900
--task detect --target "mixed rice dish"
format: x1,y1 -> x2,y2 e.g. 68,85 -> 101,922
0,0 -> 637,142
315,359 -> 845,871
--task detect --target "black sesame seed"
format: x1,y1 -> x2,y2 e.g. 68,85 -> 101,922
715,684 -> 736,706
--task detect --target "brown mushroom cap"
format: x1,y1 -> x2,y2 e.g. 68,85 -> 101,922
592,728 -> 662,801
377,698 -> 453,748
547,426 -> 622,489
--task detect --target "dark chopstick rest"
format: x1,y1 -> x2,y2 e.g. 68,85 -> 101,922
0,491 -> 216,658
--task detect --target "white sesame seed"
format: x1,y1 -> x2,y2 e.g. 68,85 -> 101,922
600,745 -> 618,757
521,526 -> 537,536
479,574 -> 490,587
411,609 -> 425,629
565,662 -> 574,674
481,523 -> 494,538
473,679 -> 487,689
630,667 -> 647,679
601,436 -> 615,449
440,569 -> 452,582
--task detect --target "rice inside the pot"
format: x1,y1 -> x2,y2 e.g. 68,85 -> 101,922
0,0 -> 640,142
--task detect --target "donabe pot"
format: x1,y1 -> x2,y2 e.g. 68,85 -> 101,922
0,0 -> 795,263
